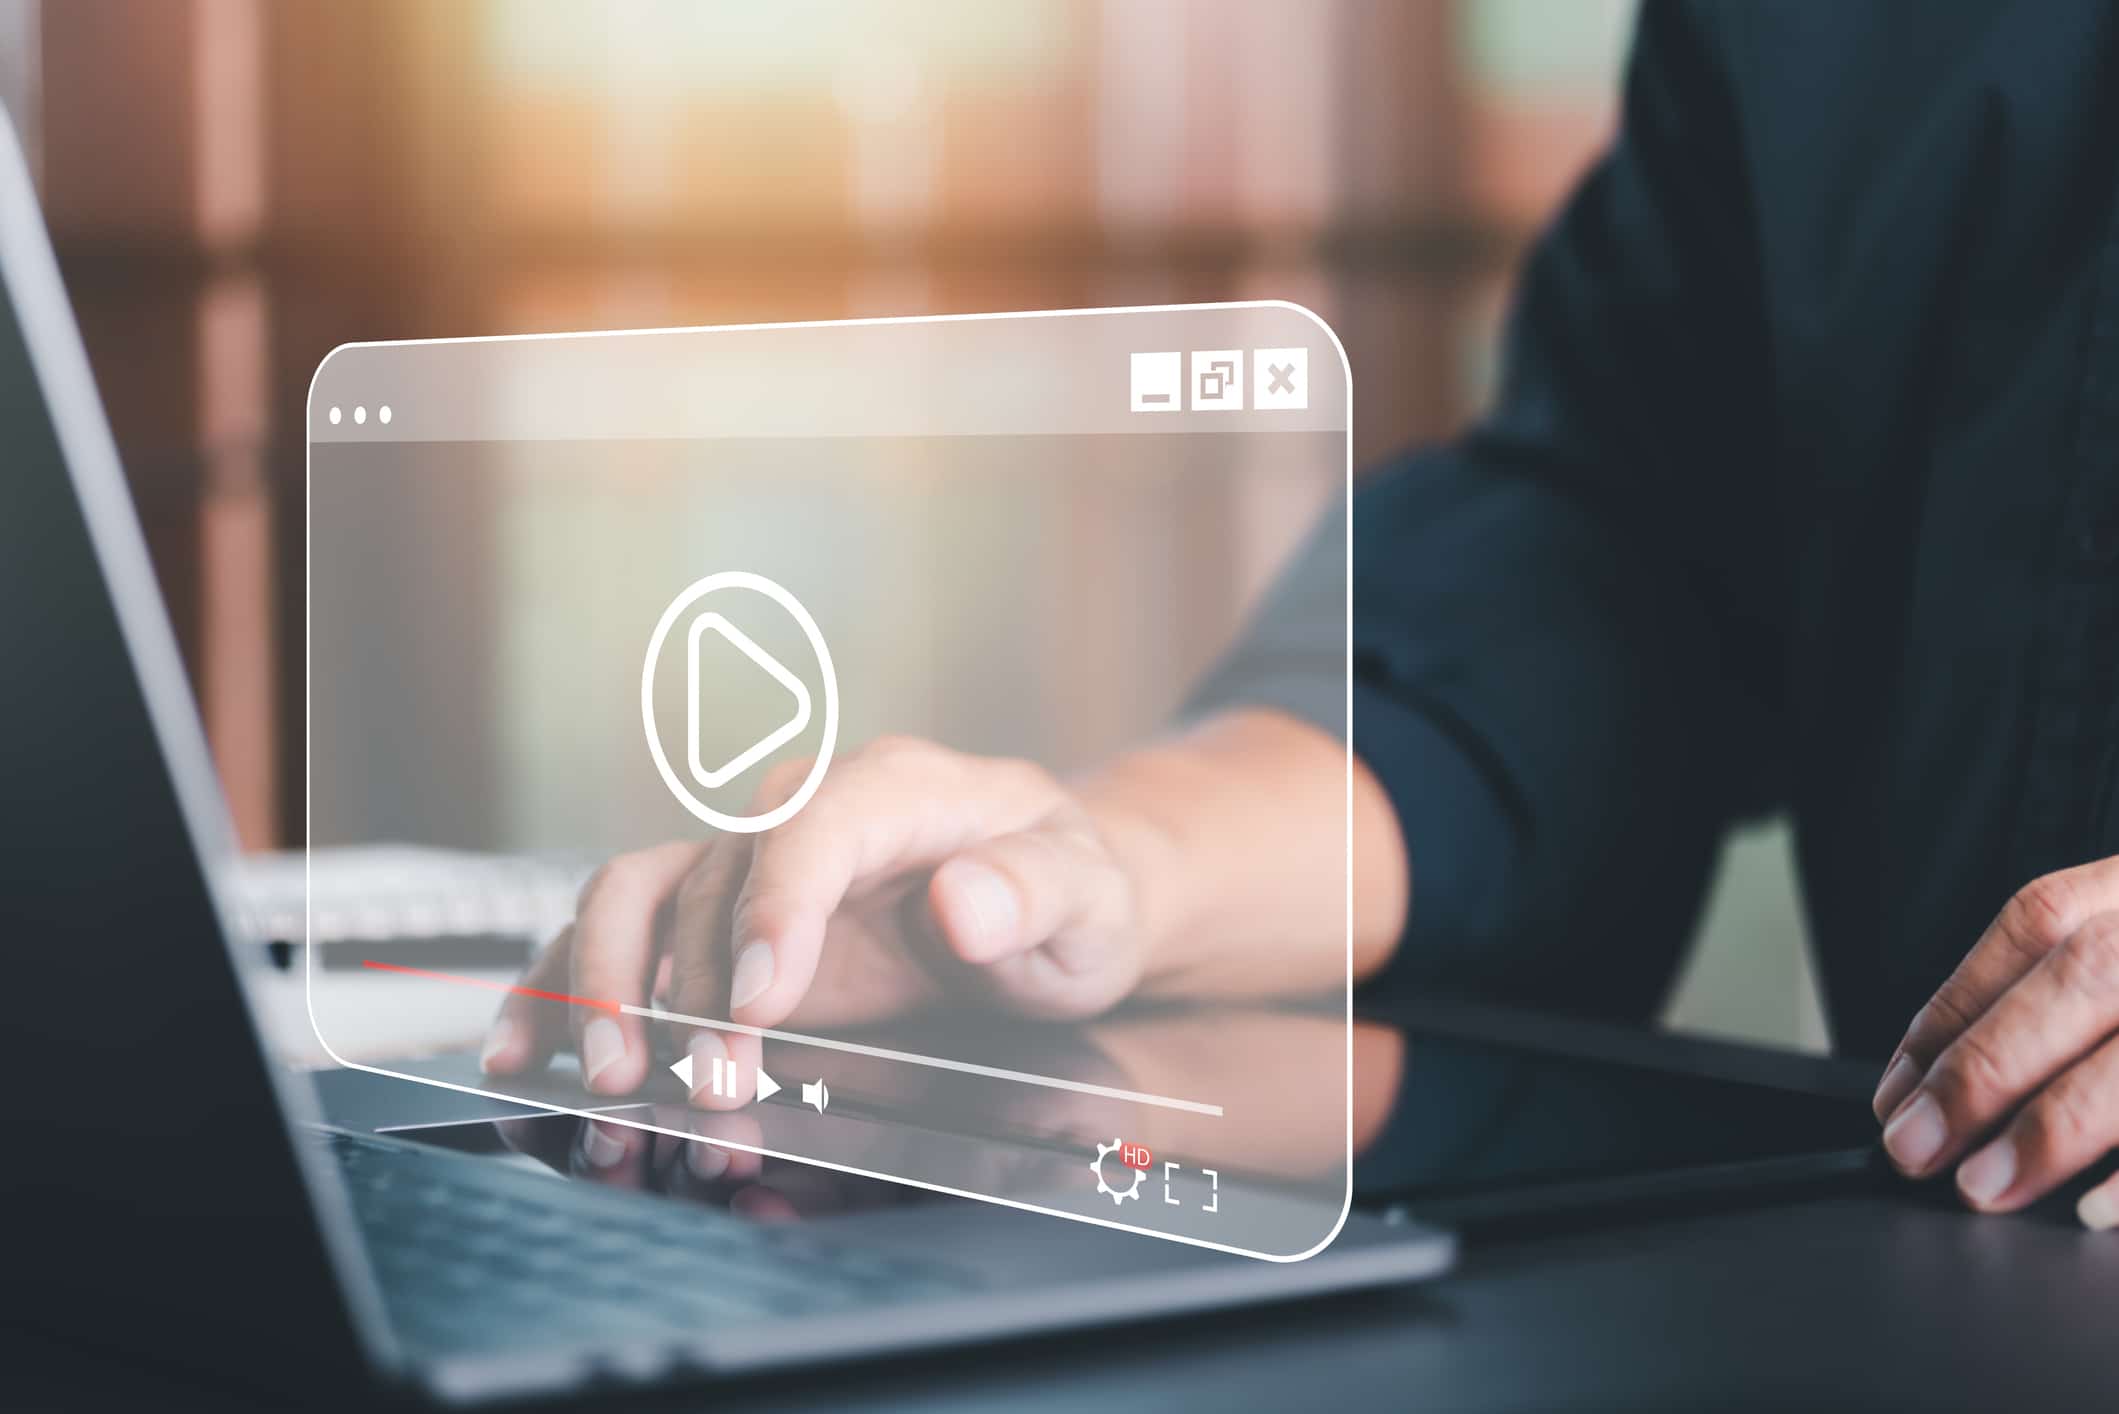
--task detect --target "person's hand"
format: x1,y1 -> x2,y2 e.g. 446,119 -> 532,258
478,736 -> 1149,1104
1872,857 -> 2119,1225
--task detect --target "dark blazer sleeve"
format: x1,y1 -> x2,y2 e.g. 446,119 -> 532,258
1192,0 -> 1784,1020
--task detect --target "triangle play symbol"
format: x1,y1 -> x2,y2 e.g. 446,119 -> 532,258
686,612 -> 814,790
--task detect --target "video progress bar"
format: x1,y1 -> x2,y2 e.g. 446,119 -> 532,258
361,960 -> 1223,1118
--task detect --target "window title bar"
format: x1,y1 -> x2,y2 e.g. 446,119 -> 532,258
310,303 -> 1349,444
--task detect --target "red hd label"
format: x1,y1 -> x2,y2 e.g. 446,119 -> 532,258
1120,1141 -> 1153,1171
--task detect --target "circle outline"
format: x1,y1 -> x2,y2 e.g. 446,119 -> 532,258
640,571 -> 838,833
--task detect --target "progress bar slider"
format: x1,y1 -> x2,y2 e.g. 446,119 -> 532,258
358,960 -> 1223,1117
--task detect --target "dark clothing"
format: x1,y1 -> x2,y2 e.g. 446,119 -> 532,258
1210,1 -> 2119,1056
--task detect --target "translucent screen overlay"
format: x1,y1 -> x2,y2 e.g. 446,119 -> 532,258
307,305 -> 1352,1261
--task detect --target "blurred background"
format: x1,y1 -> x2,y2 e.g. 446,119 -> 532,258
0,0 -> 1824,1051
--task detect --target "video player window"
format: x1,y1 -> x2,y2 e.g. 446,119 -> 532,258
306,307 -> 1352,1260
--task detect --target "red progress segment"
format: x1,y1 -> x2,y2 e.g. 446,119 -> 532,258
359,958 -> 617,1014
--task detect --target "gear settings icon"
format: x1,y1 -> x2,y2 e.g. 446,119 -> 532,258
1091,1137 -> 1147,1205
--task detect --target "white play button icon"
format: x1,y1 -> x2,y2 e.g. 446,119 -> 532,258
640,570 -> 841,836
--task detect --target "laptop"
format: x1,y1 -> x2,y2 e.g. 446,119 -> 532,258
0,109 -> 1452,1406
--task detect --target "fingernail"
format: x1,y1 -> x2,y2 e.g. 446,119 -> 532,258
479,1019 -> 517,1074
582,1016 -> 627,1088
1871,1053 -> 1921,1121
944,860 -> 1018,957
686,1031 -> 728,1099
686,1140 -> 730,1181
1883,1093 -> 1948,1172
1956,1137 -> 2017,1207
730,941 -> 775,1011
2079,1188 -> 2119,1231
580,1122 -> 627,1170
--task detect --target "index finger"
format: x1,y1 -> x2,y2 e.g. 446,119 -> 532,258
1876,859 -> 2119,1118
1886,911 -> 2119,1179
716,740 -> 1050,1027
571,841 -> 706,1094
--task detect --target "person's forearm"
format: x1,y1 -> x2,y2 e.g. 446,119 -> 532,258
1075,707 -> 1409,999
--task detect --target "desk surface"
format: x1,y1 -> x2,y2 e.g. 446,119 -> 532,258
19,1007 -> 2119,1411
15,1188 -> 2116,1411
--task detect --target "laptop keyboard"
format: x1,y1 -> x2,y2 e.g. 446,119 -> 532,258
323,1130 -> 982,1358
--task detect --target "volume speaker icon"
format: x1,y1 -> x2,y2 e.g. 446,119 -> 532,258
669,1050 -> 781,1103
